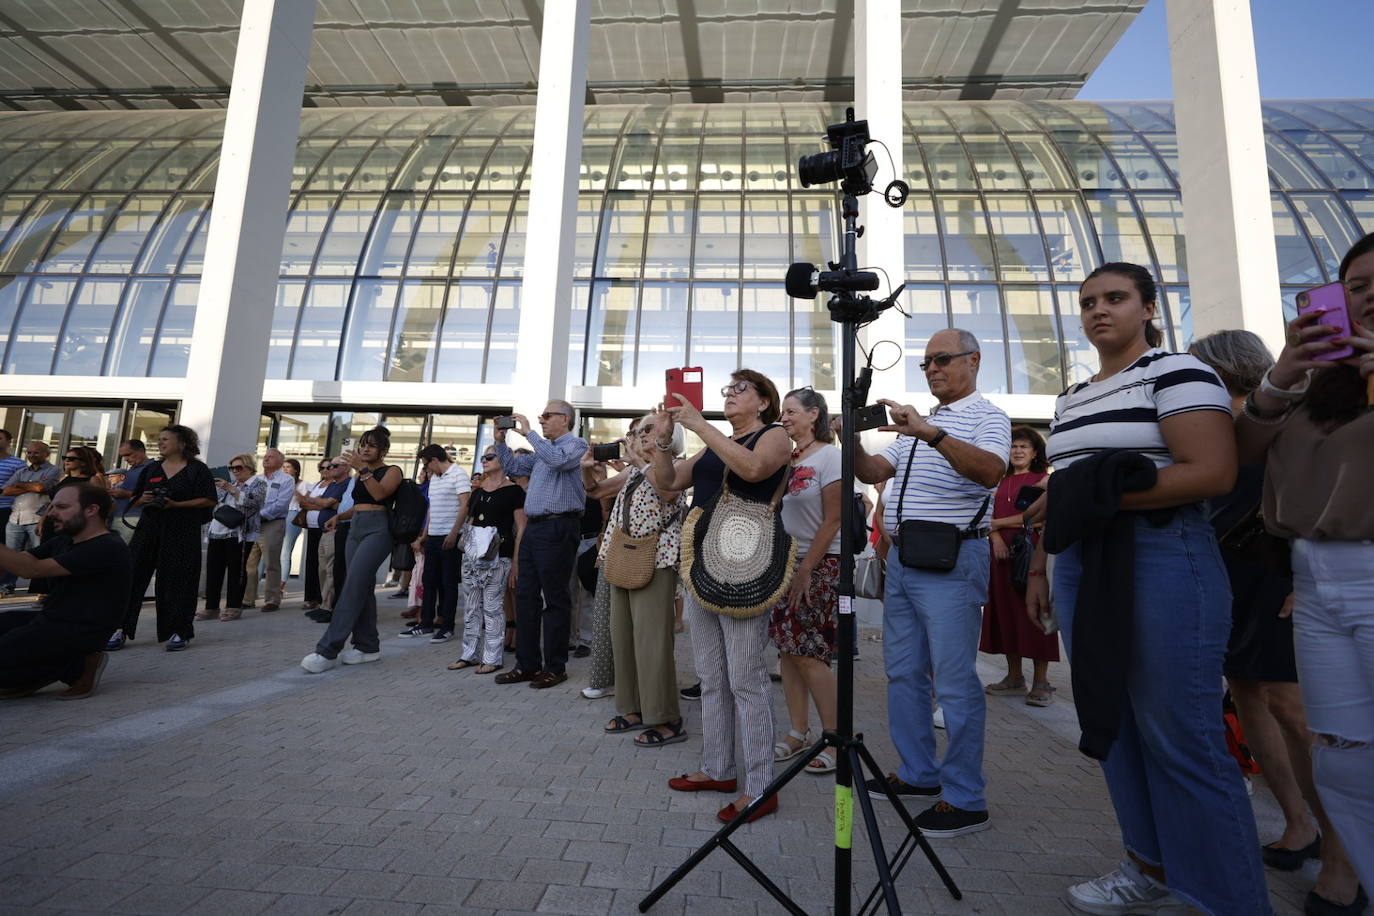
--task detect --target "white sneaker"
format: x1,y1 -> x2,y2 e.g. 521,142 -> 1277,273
581,686 -> 614,699
340,648 -> 381,665
933,706 -> 946,729
1067,862 -> 1188,914
301,652 -> 337,674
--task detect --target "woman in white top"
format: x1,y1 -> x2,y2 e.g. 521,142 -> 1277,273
1026,262 -> 1267,915
769,388 -> 842,774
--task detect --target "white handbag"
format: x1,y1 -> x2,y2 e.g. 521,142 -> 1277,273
461,524 -> 500,561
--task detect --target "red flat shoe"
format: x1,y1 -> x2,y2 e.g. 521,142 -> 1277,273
717,793 -> 779,824
668,774 -> 738,793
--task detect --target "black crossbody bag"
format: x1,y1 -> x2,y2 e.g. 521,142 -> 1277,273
893,438 -> 990,572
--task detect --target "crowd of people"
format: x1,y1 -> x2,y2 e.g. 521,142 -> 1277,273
0,236 -> 1371,915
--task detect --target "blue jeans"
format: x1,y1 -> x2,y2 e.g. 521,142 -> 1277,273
882,537 -> 989,811
2,521 -> 39,589
1054,507 -> 1269,916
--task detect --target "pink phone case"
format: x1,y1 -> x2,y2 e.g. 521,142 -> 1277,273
1296,282 -> 1354,360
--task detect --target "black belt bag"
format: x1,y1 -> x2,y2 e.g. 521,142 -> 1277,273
891,434 -> 990,572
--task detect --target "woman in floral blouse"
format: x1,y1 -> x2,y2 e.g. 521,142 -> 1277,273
599,413 -> 687,746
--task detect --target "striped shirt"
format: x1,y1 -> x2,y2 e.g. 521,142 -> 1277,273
495,431 -> 589,517
881,391 -> 1011,530
0,455 -> 27,509
1047,349 -> 1231,470
426,463 -> 472,535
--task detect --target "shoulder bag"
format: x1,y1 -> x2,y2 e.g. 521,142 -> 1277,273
854,547 -> 885,599
1008,526 -> 1035,592
212,503 -> 246,529
681,454 -> 796,619
892,438 -> 990,572
461,524 -> 501,562
603,474 -> 664,591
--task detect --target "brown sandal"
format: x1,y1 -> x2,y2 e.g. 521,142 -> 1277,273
475,663 -> 502,675
447,659 -> 477,670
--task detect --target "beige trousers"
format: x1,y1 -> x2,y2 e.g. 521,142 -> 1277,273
243,518 -> 285,605
610,567 -> 681,725
318,527 -> 337,609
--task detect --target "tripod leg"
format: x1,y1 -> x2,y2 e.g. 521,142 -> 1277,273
854,741 -> 962,900
638,740 -> 833,913
846,744 -> 904,916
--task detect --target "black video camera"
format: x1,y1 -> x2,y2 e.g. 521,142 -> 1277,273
798,108 -> 879,194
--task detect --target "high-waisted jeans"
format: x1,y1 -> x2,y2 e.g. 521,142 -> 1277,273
1053,507 -> 1269,916
1291,537 -> 1374,892
315,511 -> 391,659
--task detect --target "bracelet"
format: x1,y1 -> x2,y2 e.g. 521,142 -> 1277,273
1259,368 -> 1311,402
655,437 -> 674,452
1027,569 -> 1046,577
927,429 -> 948,449
1242,392 -> 1291,423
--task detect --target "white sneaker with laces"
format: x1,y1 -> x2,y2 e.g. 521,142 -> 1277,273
340,648 -> 381,665
301,652 -> 337,674
1067,861 -> 1188,914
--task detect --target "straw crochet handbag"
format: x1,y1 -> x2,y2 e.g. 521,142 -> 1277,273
603,474 -> 662,590
681,471 -> 796,619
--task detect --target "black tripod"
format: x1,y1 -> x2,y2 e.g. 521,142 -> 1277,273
638,186 -> 962,915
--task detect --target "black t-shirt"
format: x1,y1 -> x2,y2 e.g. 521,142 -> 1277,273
31,532 -> 132,632
468,484 -> 526,558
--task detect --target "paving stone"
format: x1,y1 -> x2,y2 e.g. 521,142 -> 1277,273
536,883 -> 615,914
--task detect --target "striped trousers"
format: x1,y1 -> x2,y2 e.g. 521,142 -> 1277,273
685,591 -> 775,798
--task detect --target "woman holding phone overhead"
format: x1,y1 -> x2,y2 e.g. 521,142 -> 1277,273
301,426 -> 403,674
649,368 -> 791,824
1025,262 -> 1268,915
1236,232 -> 1374,913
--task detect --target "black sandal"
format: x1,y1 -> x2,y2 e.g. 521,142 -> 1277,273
604,714 -> 646,733
634,720 -> 688,747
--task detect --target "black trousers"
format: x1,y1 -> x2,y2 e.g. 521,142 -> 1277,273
514,514 -> 579,675
0,610 -> 93,688
121,512 -> 203,643
303,527 -> 323,604
333,523 -> 350,599
204,537 -> 245,610
420,535 -> 462,630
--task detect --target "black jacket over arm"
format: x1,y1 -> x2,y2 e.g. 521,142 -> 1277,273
1044,449 -> 1160,761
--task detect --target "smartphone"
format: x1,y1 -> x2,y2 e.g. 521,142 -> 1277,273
592,442 -> 621,462
665,367 -> 704,411
1296,282 -> 1354,361
854,403 -> 888,432
494,416 -> 517,430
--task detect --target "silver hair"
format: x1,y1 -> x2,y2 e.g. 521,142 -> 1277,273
547,399 -> 577,425
640,412 -> 685,457
1189,329 -> 1274,396
950,328 -> 980,354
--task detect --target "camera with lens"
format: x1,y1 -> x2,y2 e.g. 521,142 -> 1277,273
143,485 -> 171,511
798,108 -> 879,194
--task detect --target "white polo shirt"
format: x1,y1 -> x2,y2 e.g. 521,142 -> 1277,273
426,463 -> 472,535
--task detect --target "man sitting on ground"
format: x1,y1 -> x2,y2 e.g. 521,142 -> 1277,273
0,483 -> 131,699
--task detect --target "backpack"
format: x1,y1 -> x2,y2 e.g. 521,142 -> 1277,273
388,476 -> 428,543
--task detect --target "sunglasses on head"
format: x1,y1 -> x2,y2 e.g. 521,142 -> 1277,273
918,350 -> 976,372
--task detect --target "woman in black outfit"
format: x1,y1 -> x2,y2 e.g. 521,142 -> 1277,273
108,425 -> 216,652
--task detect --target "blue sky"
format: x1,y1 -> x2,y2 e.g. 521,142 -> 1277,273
1079,0 -> 1373,100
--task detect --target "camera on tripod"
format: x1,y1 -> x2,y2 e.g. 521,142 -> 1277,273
798,109 -> 879,195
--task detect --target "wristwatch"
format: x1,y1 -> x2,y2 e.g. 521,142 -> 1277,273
1259,368 -> 1310,402
927,429 -> 948,449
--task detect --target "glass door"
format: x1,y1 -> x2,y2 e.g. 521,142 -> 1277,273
69,408 -> 122,467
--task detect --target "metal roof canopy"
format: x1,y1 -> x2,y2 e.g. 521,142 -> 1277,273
0,0 -> 1145,112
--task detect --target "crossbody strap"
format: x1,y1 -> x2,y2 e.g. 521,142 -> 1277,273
893,438 -> 918,526
966,494 -> 991,532
618,472 -> 645,533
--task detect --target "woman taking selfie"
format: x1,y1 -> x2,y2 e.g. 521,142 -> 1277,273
1237,233 -> 1374,912
649,369 -> 790,824
1026,263 -> 1267,914
301,427 -> 403,674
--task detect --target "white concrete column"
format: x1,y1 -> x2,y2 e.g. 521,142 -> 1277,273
181,0 -> 315,464
854,0 -> 908,399
1166,0 -> 1283,354
513,0 -> 591,421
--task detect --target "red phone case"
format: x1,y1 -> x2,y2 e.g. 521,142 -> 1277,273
665,367 -> 704,411
1296,282 -> 1354,360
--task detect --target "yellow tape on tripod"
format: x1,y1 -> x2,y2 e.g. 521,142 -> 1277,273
834,785 -> 853,849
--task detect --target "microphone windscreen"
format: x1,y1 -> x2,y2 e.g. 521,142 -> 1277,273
785,262 -> 817,299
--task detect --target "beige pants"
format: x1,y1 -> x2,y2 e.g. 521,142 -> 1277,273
610,567 -> 681,726
318,526 -> 336,609
243,517 -> 285,605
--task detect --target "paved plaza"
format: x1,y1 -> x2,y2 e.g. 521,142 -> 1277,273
0,589 -> 1314,915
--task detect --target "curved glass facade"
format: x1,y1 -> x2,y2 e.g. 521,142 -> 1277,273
1,100 -> 1372,396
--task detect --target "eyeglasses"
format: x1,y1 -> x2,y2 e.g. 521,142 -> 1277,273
720,380 -> 754,396
918,350 -> 976,372
329,462 -> 347,468
480,454 -> 497,461
538,411 -> 569,421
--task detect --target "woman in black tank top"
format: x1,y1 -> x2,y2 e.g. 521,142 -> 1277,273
647,369 -> 791,823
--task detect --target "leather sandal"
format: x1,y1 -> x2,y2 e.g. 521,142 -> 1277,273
634,720 -> 687,747
984,677 -> 1027,696
1025,683 -> 1056,707
773,728 -> 810,762
806,748 -> 837,774
605,714 -> 646,733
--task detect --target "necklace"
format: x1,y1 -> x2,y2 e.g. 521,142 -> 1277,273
790,438 -> 817,462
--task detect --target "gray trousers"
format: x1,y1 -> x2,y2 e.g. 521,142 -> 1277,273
685,591 -> 775,798
315,511 -> 391,659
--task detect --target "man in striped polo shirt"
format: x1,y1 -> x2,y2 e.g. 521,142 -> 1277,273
853,328 -> 1012,838
400,444 -> 471,642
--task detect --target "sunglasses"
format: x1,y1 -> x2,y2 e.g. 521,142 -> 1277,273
918,350 -> 976,372
720,380 -> 754,396
229,464 -> 247,471
63,455 -> 79,461
480,454 -> 497,461
538,412 -> 569,421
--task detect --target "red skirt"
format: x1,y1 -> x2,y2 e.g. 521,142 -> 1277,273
979,532 -> 1060,662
